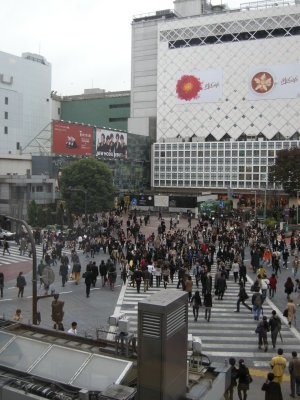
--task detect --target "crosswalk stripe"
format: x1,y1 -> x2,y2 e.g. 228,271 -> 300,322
0,244 -> 75,266
115,262 -> 300,367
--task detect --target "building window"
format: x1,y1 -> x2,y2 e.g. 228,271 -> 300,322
4,111 -> 8,119
4,126 -> 8,134
4,97 -> 8,105
58,107 -> 61,115
109,103 -> 130,109
16,142 -> 20,150
108,117 -> 127,122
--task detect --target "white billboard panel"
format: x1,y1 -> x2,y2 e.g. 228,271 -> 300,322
96,128 -> 127,159
154,195 -> 169,207
248,62 -> 300,100
176,69 -> 222,104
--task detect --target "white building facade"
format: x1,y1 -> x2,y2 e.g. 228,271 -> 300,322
0,51 -> 51,155
129,0 -> 300,193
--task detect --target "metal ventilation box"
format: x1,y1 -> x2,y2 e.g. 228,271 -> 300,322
137,290 -> 188,400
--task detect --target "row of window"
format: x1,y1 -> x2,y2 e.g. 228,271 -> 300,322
154,165 -> 268,172
155,149 -> 280,157
154,141 -> 299,150
155,173 -> 266,180
154,157 -> 274,165
153,180 -> 273,189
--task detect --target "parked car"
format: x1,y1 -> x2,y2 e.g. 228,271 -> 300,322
0,228 -> 15,240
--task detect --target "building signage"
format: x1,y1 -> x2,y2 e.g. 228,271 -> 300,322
52,121 -> 93,155
248,62 -> 300,100
176,69 -> 222,104
96,128 -> 127,159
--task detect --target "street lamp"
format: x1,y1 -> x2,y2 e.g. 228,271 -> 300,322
69,187 -> 87,223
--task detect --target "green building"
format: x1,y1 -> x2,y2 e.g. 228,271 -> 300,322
59,89 -> 130,131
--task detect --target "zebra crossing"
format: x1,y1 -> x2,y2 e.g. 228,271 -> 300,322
0,243 -> 74,266
116,264 -> 300,367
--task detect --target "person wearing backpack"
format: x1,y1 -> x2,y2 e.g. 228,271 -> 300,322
252,289 -> 263,320
256,315 -> 269,352
269,310 -> 281,349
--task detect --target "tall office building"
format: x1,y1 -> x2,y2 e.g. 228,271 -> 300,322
0,51 -> 51,155
129,0 -> 300,194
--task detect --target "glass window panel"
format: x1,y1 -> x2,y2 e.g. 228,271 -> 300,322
154,180 -> 159,185
204,181 -> 210,186
232,158 -> 237,164
232,181 -> 237,187
211,181 -> 216,187
232,166 -> 237,172
246,181 -> 252,188
253,158 -> 259,164
232,143 -> 238,149
211,158 -> 217,164
239,181 -> 245,188
276,142 -> 282,149
0,332 -> 14,351
172,180 -> 177,186
191,181 -> 196,186
254,142 -> 259,149
178,180 -> 183,186
239,174 -> 244,180
179,151 -> 184,157
0,337 -> 49,372
217,181 -> 223,187
72,353 -> 130,391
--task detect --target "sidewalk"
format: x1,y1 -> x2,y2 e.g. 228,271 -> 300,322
233,371 -> 291,399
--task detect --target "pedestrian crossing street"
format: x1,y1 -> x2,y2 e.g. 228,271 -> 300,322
117,264 -> 300,367
0,243 -> 75,266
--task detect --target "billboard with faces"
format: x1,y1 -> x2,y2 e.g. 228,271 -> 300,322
96,128 -> 127,159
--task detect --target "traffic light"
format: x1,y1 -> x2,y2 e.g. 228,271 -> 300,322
232,194 -> 240,199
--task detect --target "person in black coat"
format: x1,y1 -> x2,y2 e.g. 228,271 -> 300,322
235,282 -> 252,313
236,359 -> 251,400
261,372 -> 283,400
59,263 -> 68,287
83,265 -> 93,298
99,260 -> 107,287
91,262 -> 99,287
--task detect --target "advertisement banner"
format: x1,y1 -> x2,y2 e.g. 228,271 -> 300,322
154,195 -> 169,207
176,69 -> 222,104
96,128 -> 127,159
248,62 -> 300,100
52,121 -> 93,155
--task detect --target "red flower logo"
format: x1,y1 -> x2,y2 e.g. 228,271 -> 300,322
176,75 -> 202,101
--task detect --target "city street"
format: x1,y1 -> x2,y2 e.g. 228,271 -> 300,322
1,215 -> 300,399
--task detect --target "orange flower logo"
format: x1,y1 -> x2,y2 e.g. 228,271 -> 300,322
176,75 -> 202,101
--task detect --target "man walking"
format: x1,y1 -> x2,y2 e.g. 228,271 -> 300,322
289,351 -> 300,398
269,310 -> 281,349
270,348 -> 287,384
235,282 -> 252,313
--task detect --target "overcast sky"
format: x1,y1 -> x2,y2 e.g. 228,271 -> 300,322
1,0 -> 241,96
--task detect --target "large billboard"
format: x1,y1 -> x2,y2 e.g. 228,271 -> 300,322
96,128 -> 127,159
248,62 -> 300,100
52,121 -> 93,155
176,69 -> 222,104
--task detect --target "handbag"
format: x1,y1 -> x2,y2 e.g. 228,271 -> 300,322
246,374 -> 253,384
283,309 -> 288,317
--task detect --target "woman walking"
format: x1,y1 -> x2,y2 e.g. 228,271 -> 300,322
284,277 -> 294,299
287,297 -> 296,327
204,291 -> 212,322
191,290 -> 202,321
236,359 -> 252,400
